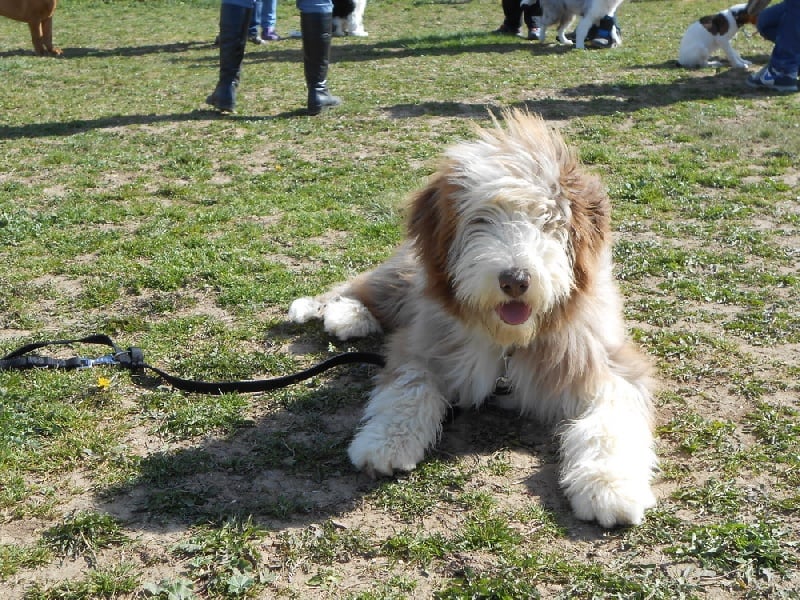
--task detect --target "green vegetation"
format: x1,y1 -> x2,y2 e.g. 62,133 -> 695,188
0,0 -> 798,597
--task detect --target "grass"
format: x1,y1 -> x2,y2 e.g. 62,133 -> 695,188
0,0 -> 799,597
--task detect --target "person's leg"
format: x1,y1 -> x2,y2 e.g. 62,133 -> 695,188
248,0 -> 266,43
298,0 -> 342,115
768,0 -> 800,77
749,0 -> 799,91
495,0 -> 522,34
756,1 -> 785,43
522,1 -> 542,40
263,0 -> 280,39
207,2 -> 253,113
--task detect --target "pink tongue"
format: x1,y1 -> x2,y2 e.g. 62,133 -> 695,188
496,301 -> 532,325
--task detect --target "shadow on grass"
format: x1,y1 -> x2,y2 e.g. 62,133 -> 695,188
0,66 -> 765,140
382,67 -> 772,120
0,41 -> 213,60
92,322 -> 613,543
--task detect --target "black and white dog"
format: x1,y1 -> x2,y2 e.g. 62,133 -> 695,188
677,3 -> 759,68
332,0 -> 368,37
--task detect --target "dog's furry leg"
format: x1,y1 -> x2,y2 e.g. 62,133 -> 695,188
573,16 -> 594,49
559,375 -> 657,527
723,41 -> 750,68
348,360 -> 448,476
289,285 -> 382,340
556,24 -> 573,45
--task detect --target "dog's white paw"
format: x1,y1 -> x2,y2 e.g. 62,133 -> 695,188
288,297 -> 323,323
322,297 -> 381,340
735,60 -> 752,69
565,473 -> 656,528
348,420 -> 426,476
350,29 -> 369,37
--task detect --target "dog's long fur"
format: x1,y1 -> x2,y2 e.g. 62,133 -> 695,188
532,0 -> 624,49
678,3 -> 757,68
332,0 -> 368,37
0,0 -> 60,56
289,110 -> 657,527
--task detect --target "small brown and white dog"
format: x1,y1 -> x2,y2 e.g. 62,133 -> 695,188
0,0 -> 61,56
678,3 -> 758,68
289,110 -> 658,528
529,0 -> 624,49
332,0 -> 368,37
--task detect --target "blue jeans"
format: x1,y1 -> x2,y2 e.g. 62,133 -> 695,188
249,0 -> 278,36
757,0 -> 800,77
262,0 -> 277,29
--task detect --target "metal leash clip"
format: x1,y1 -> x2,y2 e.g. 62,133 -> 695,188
77,354 -> 119,369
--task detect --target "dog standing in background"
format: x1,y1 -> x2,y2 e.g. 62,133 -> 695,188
289,110 -> 658,528
678,3 -> 759,68
0,0 -> 60,55
531,0 -> 625,49
332,0 -> 368,37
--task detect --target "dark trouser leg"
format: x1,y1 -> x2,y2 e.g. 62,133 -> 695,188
300,11 -> 342,115
207,3 -> 252,113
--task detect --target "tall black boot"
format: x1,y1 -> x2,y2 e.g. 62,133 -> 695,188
300,11 -> 342,116
206,3 -> 252,113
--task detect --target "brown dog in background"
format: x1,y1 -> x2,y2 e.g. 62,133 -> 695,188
0,0 -> 61,55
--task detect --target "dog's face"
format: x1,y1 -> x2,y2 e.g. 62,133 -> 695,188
408,111 -> 610,348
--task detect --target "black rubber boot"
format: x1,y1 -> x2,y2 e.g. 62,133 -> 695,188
300,11 -> 342,116
206,3 -> 252,113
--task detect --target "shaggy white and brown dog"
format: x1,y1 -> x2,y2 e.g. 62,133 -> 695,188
288,110 -> 657,528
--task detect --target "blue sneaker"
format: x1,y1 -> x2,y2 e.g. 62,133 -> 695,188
747,65 -> 798,93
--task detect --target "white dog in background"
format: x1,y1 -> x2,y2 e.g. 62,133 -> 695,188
678,3 -> 758,68
529,0 -> 624,49
289,110 -> 658,528
332,0 -> 368,37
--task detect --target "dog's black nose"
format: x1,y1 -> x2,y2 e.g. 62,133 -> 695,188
498,268 -> 530,298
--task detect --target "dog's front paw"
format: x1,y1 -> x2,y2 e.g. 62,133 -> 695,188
735,60 -> 752,69
348,420 -> 426,476
565,473 -> 656,528
288,297 -> 323,323
557,33 -> 575,46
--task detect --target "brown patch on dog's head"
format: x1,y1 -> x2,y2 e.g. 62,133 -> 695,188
407,170 -> 463,318
560,159 -> 610,294
700,13 -> 731,35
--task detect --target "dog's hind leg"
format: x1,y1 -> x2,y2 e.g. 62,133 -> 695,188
349,0 -> 368,36
41,16 -> 60,55
28,21 -> 46,55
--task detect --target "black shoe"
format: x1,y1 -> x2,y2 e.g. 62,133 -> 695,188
493,24 -> 520,35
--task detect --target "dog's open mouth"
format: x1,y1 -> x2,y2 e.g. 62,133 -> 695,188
496,301 -> 532,325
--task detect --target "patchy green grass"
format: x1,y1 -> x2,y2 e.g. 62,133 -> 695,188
1,0 -> 799,597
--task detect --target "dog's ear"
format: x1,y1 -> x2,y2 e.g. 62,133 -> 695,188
407,172 -> 461,313
701,13 -> 730,35
746,0 -> 771,15
559,163 -> 611,293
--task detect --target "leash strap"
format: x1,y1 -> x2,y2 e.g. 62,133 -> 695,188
0,335 -> 385,396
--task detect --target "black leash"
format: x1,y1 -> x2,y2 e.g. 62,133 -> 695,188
0,334 -> 385,395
